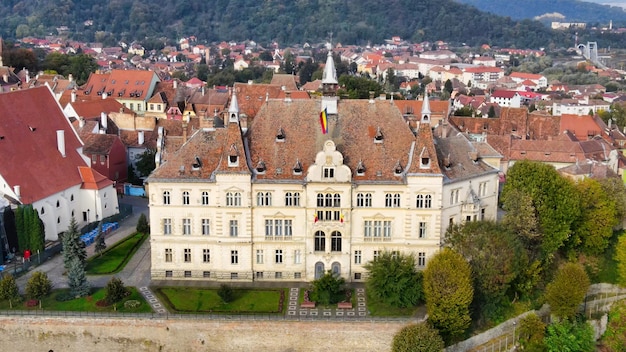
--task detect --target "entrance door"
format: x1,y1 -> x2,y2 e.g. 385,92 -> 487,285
315,262 -> 325,279
331,262 -> 341,276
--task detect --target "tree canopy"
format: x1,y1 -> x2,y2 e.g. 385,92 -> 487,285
423,248 -> 473,342
392,323 -> 444,352
364,251 -> 423,308
545,262 -> 590,320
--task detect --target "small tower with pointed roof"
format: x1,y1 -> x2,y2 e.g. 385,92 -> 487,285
228,90 -> 239,124
421,91 -> 431,123
321,42 -> 338,115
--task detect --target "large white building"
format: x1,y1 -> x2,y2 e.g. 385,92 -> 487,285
146,52 -> 501,282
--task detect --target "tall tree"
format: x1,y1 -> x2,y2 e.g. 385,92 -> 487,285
364,251 -> 423,308
67,256 -> 90,298
135,149 -> 157,178
423,248 -> 473,342
599,177 -> 626,223
570,178 -> 618,256
500,160 -> 581,262
136,213 -> 150,234
545,262 -> 590,320
62,217 -> 87,269
94,222 -> 106,257
392,322 -> 444,352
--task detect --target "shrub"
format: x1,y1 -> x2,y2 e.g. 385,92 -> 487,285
392,322 -> 444,352
218,284 -> 234,303
25,271 -> 52,304
136,213 -> 150,234
124,300 -> 141,309
104,277 -> 129,304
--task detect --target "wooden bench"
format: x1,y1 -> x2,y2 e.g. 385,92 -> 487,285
337,302 -> 352,309
301,301 -> 316,308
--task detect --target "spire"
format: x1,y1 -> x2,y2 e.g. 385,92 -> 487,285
322,49 -> 338,85
421,91 -> 431,123
228,90 -> 239,123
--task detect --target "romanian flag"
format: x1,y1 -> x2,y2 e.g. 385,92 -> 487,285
340,212 -> 344,223
319,108 -> 328,134
314,214 -> 319,223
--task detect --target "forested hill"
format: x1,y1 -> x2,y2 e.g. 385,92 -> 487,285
455,0 -> 626,24
0,0 -> 563,48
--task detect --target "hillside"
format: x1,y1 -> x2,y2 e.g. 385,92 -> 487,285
455,0 -> 626,24
0,0 -> 562,48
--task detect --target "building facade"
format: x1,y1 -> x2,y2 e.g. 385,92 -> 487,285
147,52 -> 500,282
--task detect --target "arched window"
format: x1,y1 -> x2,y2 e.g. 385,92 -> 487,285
201,191 -> 209,205
425,194 -> 432,208
314,231 -> 326,252
416,194 -> 424,208
331,231 -> 342,252
163,191 -> 170,205
256,192 -> 272,206
182,191 -> 190,205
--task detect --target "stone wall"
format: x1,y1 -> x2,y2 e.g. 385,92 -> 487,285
0,316 -> 407,352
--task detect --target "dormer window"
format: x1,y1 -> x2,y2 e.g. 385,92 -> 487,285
293,160 -> 303,175
276,127 -> 285,142
394,161 -> 404,175
228,144 -> 239,167
374,127 -> 384,143
421,157 -> 430,167
422,114 -> 429,122
256,160 -> 266,173
192,156 -> 202,170
356,160 -> 366,176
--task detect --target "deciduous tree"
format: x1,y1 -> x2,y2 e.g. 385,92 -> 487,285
601,300 -> 626,351
423,248 -> 473,342
518,313 -> 546,352
364,251 -> 423,308
104,277 -> 128,304
544,319 -> 595,352
614,232 -> 626,287
392,322 -> 444,352
545,262 -> 590,319
312,271 -> 345,305
25,271 -> 52,308
0,274 -> 21,308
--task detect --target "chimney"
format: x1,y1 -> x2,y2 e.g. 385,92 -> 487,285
202,86 -> 205,96
79,117 -> 85,128
248,80 -> 253,85
68,74 -> 73,82
100,112 -> 108,130
284,91 -> 292,102
71,90 -> 77,103
25,69 -> 30,83
369,91 -> 375,104
379,93 -> 386,100
13,185 -> 20,199
102,92 -> 107,99
173,80 -> 178,89
138,130 -> 145,145
56,130 -> 66,157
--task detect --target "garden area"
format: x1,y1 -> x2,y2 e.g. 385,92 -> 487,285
85,231 -> 148,275
154,285 -> 286,314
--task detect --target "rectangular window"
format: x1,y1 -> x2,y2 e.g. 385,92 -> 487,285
256,249 -> 264,264
373,250 -> 380,260
479,182 -> 488,197
203,271 -> 211,278
419,222 -> 427,238
354,250 -> 362,264
265,219 -> 273,237
275,249 -> 283,264
230,220 -> 238,237
275,272 -> 282,279
374,221 -> 382,237
163,218 -> 172,235
354,273 -> 362,280
91,154 -> 97,164
418,252 -> 426,267
294,272 -> 302,279
202,219 -> 210,235
294,250 -> 301,264
184,248 -> 191,262
165,248 -> 172,262
364,220 -> 372,237
203,249 -> 210,263
450,189 -> 460,205
231,250 -> 238,264
274,219 -> 283,237
481,207 -> 486,220
383,221 -> 392,238
184,271 -> 191,278
285,220 -> 293,237
231,272 -> 238,279
323,167 -> 335,178
165,270 -> 172,278
256,271 -> 264,279
150,104 -> 154,111
183,218 -> 191,235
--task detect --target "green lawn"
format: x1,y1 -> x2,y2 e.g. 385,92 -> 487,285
0,287 -> 152,313
155,287 -> 286,314
366,290 -> 419,317
86,232 -> 148,275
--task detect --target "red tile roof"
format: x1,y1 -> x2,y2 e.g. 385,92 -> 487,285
0,87 -> 87,203
68,98 -> 129,119
78,166 -> 113,190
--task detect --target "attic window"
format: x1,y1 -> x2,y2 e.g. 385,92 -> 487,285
276,127 -> 286,141
483,123 -> 488,130
544,152 -> 551,156
421,157 -> 430,167
293,160 -> 303,175
394,161 -> 404,175
192,156 -> 202,170
356,160 -> 366,176
521,151 -> 526,155
256,160 -> 266,173
405,106 -> 413,114
228,144 -> 239,167
374,127 -> 384,143
422,114 -> 429,122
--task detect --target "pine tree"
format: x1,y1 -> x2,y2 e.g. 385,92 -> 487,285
62,217 -> 87,269
136,213 -> 149,234
15,206 -> 27,252
95,222 -> 106,256
29,206 -> 44,252
67,257 -> 90,298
